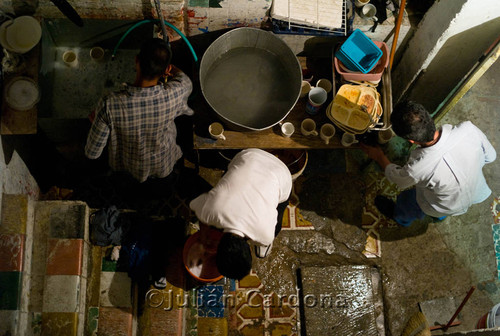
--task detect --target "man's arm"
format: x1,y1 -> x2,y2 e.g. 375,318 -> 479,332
164,64 -> 194,117
479,129 -> 496,164
85,99 -> 110,159
165,65 -> 192,91
360,143 -> 391,170
360,143 -> 417,189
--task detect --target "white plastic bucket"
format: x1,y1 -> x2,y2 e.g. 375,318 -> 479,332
487,303 -> 500,328
477,303 -> 500,329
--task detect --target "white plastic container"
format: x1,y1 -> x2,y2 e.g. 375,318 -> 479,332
4,76 -> 40,111
0,16 -> 41,53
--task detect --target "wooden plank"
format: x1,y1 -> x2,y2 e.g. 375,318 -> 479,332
193,98 -> 353,149
0,108 -> 38,134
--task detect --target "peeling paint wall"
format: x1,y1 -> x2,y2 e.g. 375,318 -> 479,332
0,0 -> 270,37
392,0 -> 500,111
186,0 -> 271,36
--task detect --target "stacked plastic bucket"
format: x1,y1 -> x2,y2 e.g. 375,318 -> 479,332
335,29 -> 383,74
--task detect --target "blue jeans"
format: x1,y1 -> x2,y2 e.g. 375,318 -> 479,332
394,189 -> 426,227
394,189 -> 447,226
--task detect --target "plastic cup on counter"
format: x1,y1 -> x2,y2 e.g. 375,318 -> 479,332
306,87 -> 327,115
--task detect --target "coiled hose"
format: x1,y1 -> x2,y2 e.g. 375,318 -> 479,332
111,19 -> 198,64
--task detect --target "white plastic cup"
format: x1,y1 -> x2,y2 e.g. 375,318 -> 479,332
320,124 -> 336,145
281,122 -> 295,138
62,50 -> 78,67
316,79 -> 332,94
341,132 -> 359,147
90,47 -> 105,61
355,0 -> 370,8
209,122 -> 226,140
361,4 -> 377,19
300,118 -> 318,136
300,81 -> 312,98
377,129 -> 395,144
306,87 -> 328,115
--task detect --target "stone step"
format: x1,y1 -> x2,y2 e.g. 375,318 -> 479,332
0,195 -> 103,336
1,192 -> 192,336
32,200 -> 91,336
0,194 -> 35,335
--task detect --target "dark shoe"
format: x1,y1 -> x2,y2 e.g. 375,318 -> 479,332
374,195 -> 395,219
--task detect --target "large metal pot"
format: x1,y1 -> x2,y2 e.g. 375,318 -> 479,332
200,28 -> 302,131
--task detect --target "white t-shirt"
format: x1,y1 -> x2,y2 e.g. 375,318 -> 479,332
190,148 -> 293,246
385,122 -> 496,217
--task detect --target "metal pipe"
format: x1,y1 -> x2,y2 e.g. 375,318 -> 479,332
443,286 -> 475,332
153,0 -> 169,44
388,0 -> 406,70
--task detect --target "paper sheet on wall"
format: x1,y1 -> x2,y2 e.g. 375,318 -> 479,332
271,0 -> 344,29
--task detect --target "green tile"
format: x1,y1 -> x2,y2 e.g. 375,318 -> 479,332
189,0 -> 209,7
30,312 -> 42,335
101,256 -> 117,272
0,271 -> 22,310
86,307 -> 98,335
101,256 -> 127,272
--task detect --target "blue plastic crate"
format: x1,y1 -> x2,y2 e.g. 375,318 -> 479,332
335,29 -> 382,73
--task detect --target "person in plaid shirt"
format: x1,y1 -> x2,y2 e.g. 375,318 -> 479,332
85,38 -> 193,183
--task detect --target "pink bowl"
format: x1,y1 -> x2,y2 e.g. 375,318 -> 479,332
335,41 -> 389,82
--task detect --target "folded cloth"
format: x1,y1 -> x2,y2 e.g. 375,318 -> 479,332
90,206 -> 123,246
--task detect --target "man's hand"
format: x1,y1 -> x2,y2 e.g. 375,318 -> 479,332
164,64 -> 173,77
360,142 -> 384,160
88,110 -> 96,123
360,143 -> 392,170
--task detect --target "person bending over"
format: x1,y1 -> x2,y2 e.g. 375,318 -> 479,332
190,148 -> 292,280
361,100 -> 496,227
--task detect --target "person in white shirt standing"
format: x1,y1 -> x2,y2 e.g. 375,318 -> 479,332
361,100 -> 496,227
189,148 -> 293,280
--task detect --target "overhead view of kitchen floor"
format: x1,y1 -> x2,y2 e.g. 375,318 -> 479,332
4,33 -> 498,336
66,57 -> 499,335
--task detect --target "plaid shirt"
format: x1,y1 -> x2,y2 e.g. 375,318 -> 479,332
85,70 -> 193,182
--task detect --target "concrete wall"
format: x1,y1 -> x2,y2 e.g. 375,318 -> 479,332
0,136 -> 40,218
0,0 -> 270,37
392,0 -> 500,112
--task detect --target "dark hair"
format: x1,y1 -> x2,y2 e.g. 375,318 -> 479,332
216,233 -> 252,280
390,100 -> 436,143
137,38 -> 172,80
